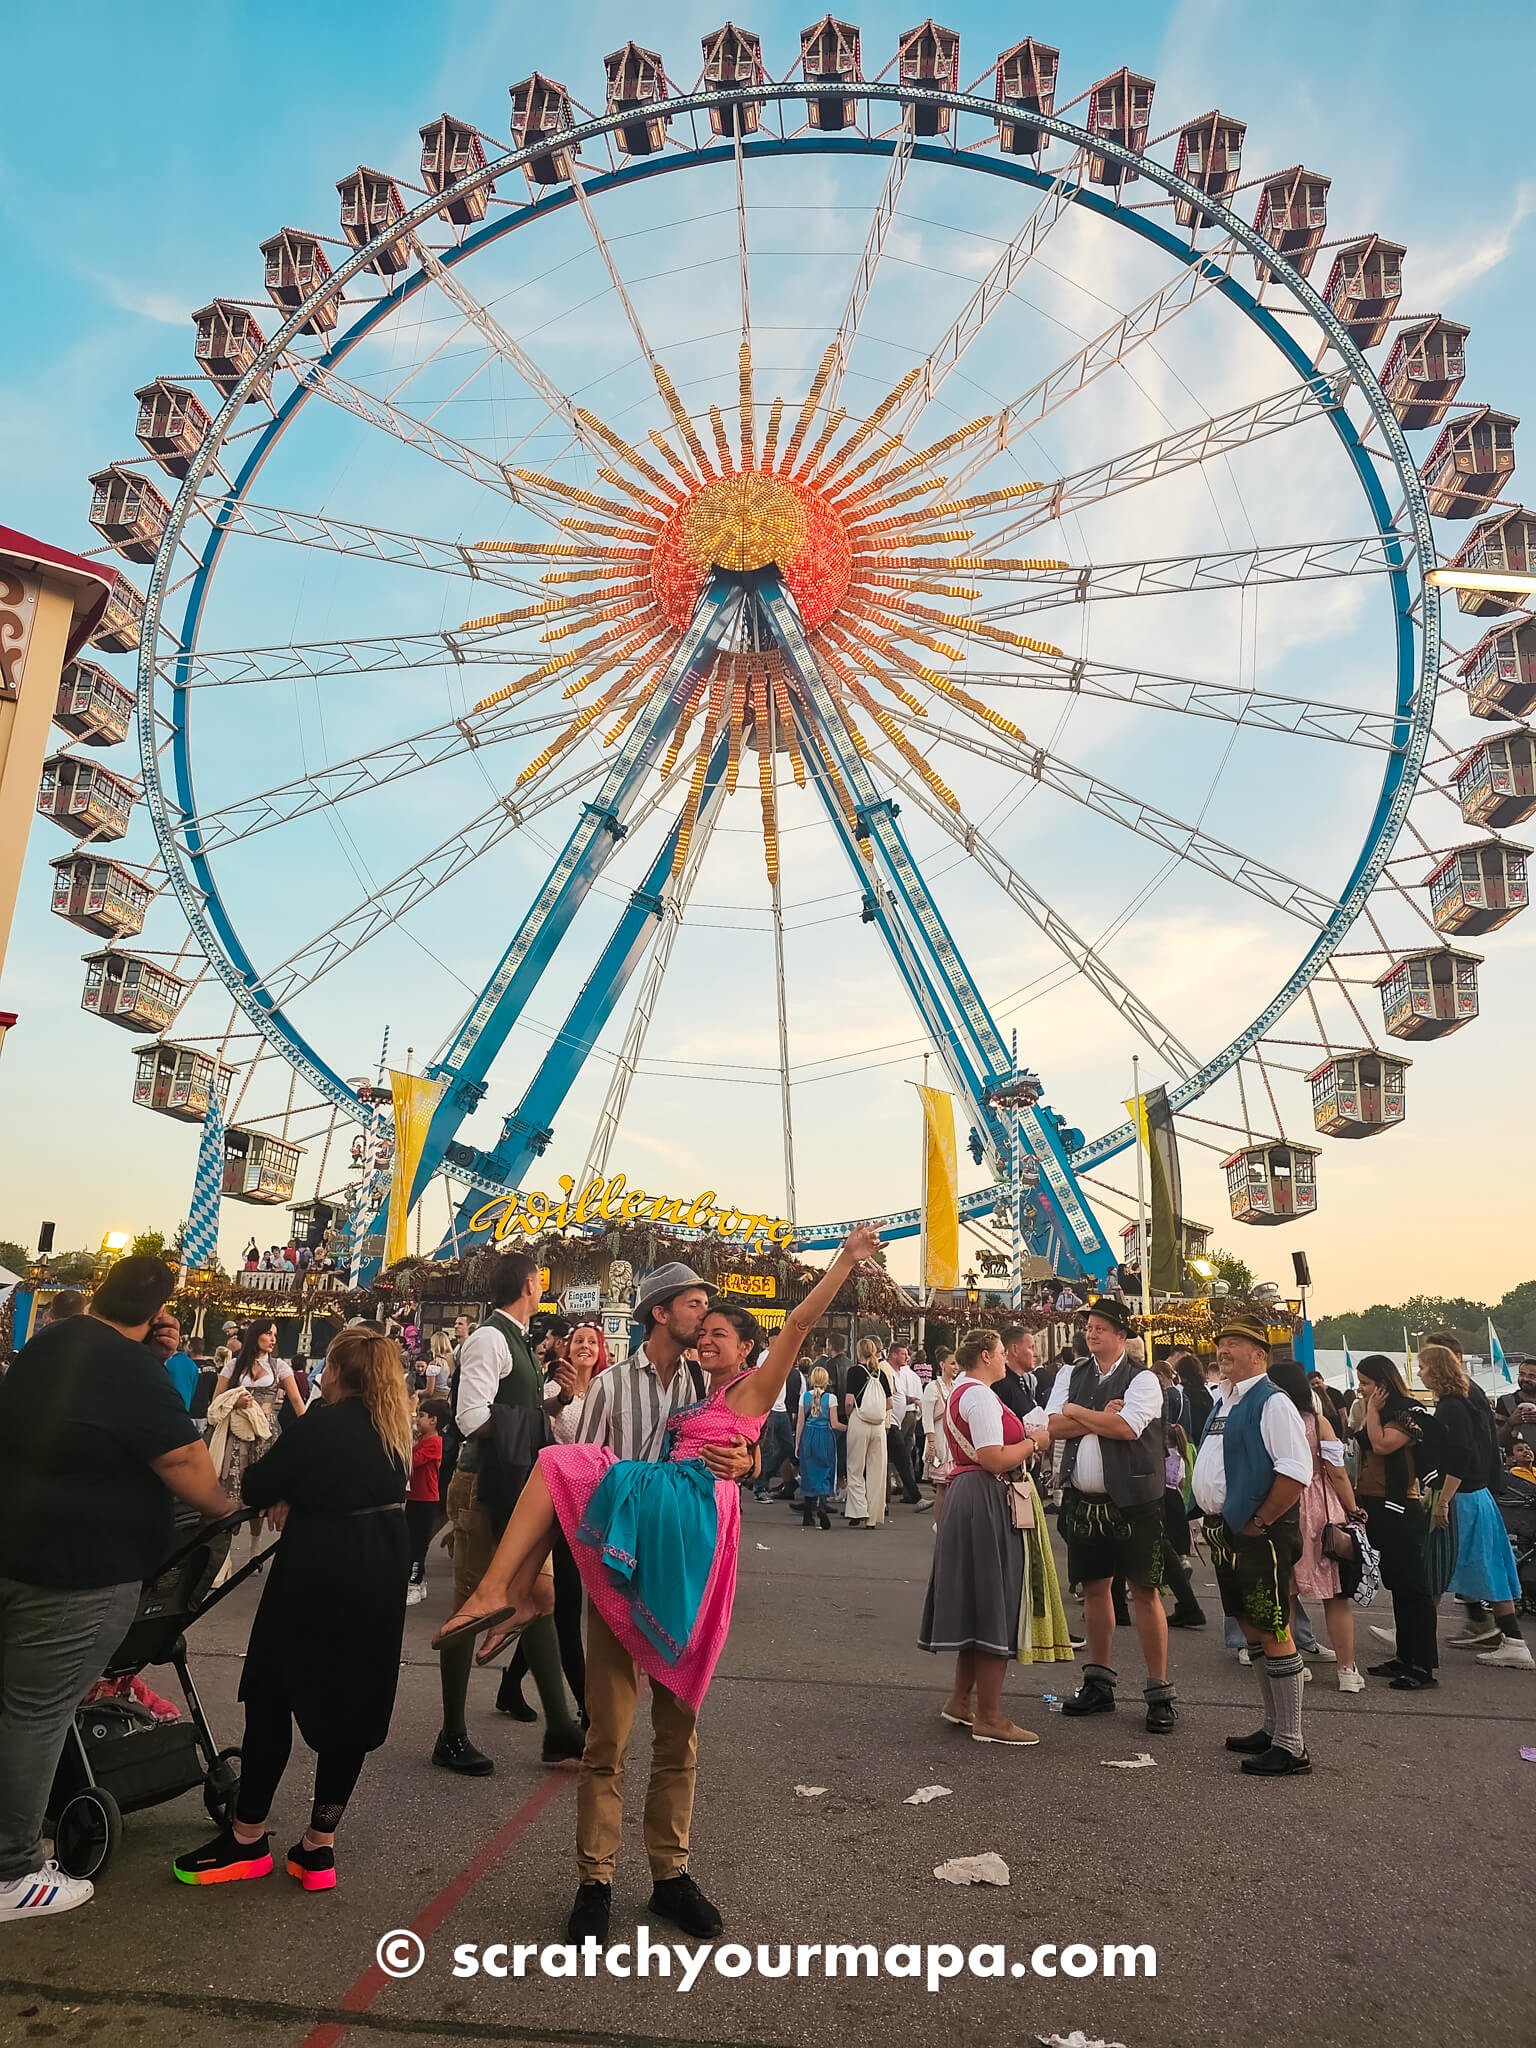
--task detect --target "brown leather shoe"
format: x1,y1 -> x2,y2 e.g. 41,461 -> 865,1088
970,1718 -> 1040,1746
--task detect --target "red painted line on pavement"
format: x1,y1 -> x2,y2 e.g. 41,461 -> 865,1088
301,1771 -> 572,2048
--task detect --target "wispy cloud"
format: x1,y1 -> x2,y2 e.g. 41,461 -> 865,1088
81,269 -> 189,327
1411,181 -> 1536,304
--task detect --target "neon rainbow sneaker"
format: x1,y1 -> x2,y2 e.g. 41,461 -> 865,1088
172,1828 -> 273,1884
285,1840 -> 337,1891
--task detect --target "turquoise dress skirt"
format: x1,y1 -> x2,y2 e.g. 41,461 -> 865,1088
798,1391 -> 838,1497
574,1455 -> 719,1667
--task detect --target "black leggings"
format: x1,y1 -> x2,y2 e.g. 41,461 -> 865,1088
1364,1499 -> 1439,1674
235,1688 -> 368,1834
405,1499 -> 438,1577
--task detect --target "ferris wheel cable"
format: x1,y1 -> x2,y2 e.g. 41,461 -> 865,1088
865,745 -> 1201,1080
883,698 -> 1338,928
970,536 -> 1403,620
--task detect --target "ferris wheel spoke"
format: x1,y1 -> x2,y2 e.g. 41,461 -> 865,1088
260,757 -> 602,1010
279,353 -> 559,522
890,700 -> 1337,927
970,371 -> 1352,554
972,535 -> 1403,619
178,702 -> 578,855
823,114 -> 915,409
185,496 -> 547,596
167,626 -> 544,689
882,145 -> 1092,437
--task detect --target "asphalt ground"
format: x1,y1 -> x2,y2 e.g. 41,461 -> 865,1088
3,1492 -> 1533,2048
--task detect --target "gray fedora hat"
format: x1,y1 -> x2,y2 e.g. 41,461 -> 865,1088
633,1260 -> 708,1320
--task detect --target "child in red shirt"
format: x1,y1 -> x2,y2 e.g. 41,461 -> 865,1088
405,1399 -> 447,1605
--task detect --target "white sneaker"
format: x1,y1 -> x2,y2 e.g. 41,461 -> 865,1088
0,1860 -> 94,1918
1337,1667 -> 1366,1694
1303,1644 -> 1337,1662
1476,1638 -> 1535,1670
405,1581 -> 426,1606
1368,1624 -> 1397,1648
1237,1647 -> 1252,1665
1301,1664 -> 1313,1684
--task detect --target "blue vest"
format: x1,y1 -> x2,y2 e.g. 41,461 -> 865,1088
1208,1375 -> 1286,1532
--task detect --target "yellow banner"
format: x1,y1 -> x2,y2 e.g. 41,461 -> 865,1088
1123,1093 -> 1150,1150
917,1084 -> 959,1290
384,1069 -> 447,1269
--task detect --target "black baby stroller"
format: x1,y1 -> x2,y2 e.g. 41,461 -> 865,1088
46,1507 -> 273,1880
1496,1466 -> 1536,1616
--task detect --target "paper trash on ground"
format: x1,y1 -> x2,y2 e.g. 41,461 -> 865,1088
1101,1752 -> 1158,1768
794,1785 -> 829,1798
933,1852 -> 1010,1886
904,1785 -> 953,1805
1037,2034 -> 1128,2048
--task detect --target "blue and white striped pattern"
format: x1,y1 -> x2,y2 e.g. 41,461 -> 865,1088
182,1088 -> 225,1270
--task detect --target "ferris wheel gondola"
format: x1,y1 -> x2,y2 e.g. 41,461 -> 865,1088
44,15 -> 1533,1283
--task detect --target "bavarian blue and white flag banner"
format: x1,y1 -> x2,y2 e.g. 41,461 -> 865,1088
182,1088 -> 226,1270
1489,1319 -> 1513,1385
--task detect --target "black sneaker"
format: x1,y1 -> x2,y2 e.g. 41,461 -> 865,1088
432,1732 -> 494,1775
541,1726 -> 586,1770
1240,1745 -> 1311,1777
1067,1632 -> 1087,1651
1168,1609 -> 1208,1629
1365,1659 -> 1405,1679
649,1872 -> 723,1938
1224,1728 -> 1273,1755
173,1827 -> 273,1885
567,1881 -> 612,1944
285,1840 -> 336,1892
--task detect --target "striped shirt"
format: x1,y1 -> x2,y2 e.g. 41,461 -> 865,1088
574,1345 -> 703,1463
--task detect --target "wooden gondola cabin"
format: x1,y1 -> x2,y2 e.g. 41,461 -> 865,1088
37,754 -> 134,841
1454,729 -> 1536,828
134,379 -> 213,478
702,24 -> 765,134
509,74 -> 576,184
1421,407 -> 1518,520
1308,1052 -> 1408,1138
92,580 -> 144,654
1120,1217 -> 1211,1267
223,1127 -> 304,1205
87,465 -> 170,566
50,853 -> 150,939
1380,316 -> 1468,432
132,1041 -> 233,1122
605,43 -> 671,153
1223,1142 -> 1319,1225
1426,840 -> 1529,935
1085,67 -> 1153,184
1458,620 -> 1536,720
1253,167 -> 1330,280
260,229 -> 339,335
338,169 -> 415,274
801,17 -> 861,132
54,660 -> 133,747
1376,949 -> 1480,1040
193,301 -> 269,402
81,951 -> 186,1034
1172,112 -> 1245,227
1449,508 -> 1536,621
897,20 -> 960,136
420,115 -> 491,223
994,38 -> 1058,157
1322,236 -> 1405,349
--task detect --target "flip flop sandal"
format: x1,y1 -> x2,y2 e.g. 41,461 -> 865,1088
474,1613 -> 535,1666
430,1603 -> 520,1652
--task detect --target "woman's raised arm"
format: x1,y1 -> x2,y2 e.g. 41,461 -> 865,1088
728,1225 -> 883,1418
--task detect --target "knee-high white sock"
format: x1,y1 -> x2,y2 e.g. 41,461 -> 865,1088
1264,1652 -> 1306,1756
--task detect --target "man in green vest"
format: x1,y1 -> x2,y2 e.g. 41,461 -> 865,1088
432,1251 -> 583,1775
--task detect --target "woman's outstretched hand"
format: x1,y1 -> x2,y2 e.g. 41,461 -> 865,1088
841,1223 -> 883,1267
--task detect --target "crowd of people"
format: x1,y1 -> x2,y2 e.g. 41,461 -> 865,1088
1,1251 -> 1532,1933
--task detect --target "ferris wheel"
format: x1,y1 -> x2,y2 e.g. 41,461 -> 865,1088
47,18 -> 1531,1285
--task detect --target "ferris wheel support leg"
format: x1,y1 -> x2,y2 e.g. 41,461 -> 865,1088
758,573 -> 1114,1283
433,738 -> 733,1258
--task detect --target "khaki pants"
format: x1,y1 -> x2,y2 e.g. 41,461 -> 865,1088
446,1468 -> 500,1605
845,1412 -> 888,1525
576,1606 -> 696,1884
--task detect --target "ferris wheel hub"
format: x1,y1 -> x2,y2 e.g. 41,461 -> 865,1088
654,468 -> 852,629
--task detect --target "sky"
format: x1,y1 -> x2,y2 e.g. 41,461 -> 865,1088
2,0 -> 1534,1320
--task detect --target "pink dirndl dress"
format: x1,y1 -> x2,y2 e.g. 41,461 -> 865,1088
1293,1411 -> 1343,1602
539,1375 -> 764,1713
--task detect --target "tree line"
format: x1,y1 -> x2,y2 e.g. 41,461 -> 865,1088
1314,1280 -> 1536,1359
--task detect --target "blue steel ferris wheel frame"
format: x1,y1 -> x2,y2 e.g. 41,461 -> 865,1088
134,76 -> 1438,1254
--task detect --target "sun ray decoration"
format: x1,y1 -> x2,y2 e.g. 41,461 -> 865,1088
454,343 -> 1071,892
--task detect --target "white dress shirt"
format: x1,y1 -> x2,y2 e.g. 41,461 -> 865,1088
894,1364 -> 924,1420
1192,1373 -> 1314,1517
454,1314 -> 527,1439
1046,1349 -> 1163,1495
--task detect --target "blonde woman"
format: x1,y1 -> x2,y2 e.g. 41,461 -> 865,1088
796,1364 -> 843,1528
174,1329 -> 412,1892
1419,1344 -> 1534,1670
844,1336 -> 892,1528
921,1348 -> 963,1521
426,1329 -> 455,1396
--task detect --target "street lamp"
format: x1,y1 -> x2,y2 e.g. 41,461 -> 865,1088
1189,1256 -> 1216,1280
964,1267 -> 979,1311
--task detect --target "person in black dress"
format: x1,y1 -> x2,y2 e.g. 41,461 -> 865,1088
174,1330 -> 411,1890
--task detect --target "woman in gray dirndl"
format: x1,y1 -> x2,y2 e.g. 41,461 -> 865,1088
919,1329 -> 1050,1747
